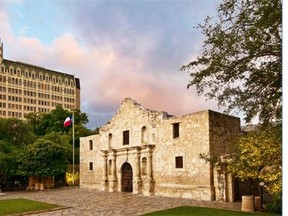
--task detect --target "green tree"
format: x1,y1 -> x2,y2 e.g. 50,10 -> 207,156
25,106 -> 93,166
24,112 -> 47,136
0,150 -> 22,188
182,1 -> 282,210
0,118 -> 36,147
43,131 -> 70,147
71,109 -> 89,126
0,109 -> 92,189
25,105 -> 90,136
43,131 -> 73,164
181,0 -> 282,124
0,140 -> 12,154
0,118 -> 36,188
227,124 -> 282,196
17,139 -> 68,178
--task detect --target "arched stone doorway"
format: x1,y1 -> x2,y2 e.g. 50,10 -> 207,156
121,162 -> 133,192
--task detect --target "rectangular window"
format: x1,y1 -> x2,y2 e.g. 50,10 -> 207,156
89,162 -> 93,171
173,123 -> 180,138
89,140 -> 93,150
175,156 -> 183,168
123,130 -> 129,145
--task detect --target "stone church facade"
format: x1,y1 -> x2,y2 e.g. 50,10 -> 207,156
80,98 -> 241,201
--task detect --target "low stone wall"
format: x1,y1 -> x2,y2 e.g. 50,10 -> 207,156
155,183 -> 213,200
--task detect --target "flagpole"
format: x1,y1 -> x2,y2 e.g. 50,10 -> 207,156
72,112 -> 75,186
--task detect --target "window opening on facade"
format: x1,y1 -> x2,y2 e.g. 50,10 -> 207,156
108,133 -> 112,149
89,162 -> 93,171
173,122 -> 180,138
89,140 -> 93,150
123,130 -> 129,145
175,156 -> 183,168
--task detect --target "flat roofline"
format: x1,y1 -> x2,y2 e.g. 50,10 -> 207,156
3,58 -> 78,79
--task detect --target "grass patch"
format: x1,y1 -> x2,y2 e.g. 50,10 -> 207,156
141,206 -> 280,216
0,198 -> 61,216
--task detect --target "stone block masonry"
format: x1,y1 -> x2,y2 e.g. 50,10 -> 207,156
80,98 -> 241,201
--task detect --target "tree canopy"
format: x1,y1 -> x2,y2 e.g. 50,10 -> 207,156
227,124 -> 282,196
0,106 -> 94,189
181,0 -> 282,124
17,139 -> 68,177
25,105 -> 89,136
0,118 -> 36,147
185,0 -> 282,206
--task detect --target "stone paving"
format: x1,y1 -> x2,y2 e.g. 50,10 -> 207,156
0,187 -> 241,215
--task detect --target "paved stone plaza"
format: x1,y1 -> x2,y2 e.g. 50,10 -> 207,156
0,187 -> 241,215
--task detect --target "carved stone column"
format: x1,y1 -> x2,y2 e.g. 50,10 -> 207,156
101,150 -> 108,191
109,149 -> 117,192
133,147 -> 142,194
144,145 -> 154,196
215,164 -> 226,201
147,148 -> 153,180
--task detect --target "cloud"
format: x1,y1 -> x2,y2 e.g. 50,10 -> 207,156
1,1 -> 225,129
0,2 -> 15,43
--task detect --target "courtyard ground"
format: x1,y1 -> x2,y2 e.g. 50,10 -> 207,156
0,187 -> 242,216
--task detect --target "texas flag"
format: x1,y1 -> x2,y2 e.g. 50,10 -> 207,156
64,116 -> 72,127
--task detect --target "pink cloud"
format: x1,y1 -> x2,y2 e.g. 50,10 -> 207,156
1,28 -> 221,126
0,4 -> 16,44
0,2 -> 227,128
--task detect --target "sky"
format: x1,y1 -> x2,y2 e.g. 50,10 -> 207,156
0,0 -> 242,129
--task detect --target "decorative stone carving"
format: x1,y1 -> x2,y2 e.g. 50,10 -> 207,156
79,98 -> 241,202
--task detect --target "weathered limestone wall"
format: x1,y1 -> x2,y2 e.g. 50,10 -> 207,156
209,110 -> 241,158
209,111 -> 241,201
208,111 -> 241,202
99,98 -> 164,149
80,98 -> 162,194
79,134 -> 102,189
153,111 -> 212,200
79,98 -> 241,202
97,98 -> 162,195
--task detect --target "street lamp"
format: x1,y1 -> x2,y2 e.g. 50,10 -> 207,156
259,181 -> 265,208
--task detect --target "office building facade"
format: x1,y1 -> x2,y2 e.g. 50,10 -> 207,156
0,39 -> 80,119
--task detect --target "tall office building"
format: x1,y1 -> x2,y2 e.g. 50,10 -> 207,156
0,39 -> 80,119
